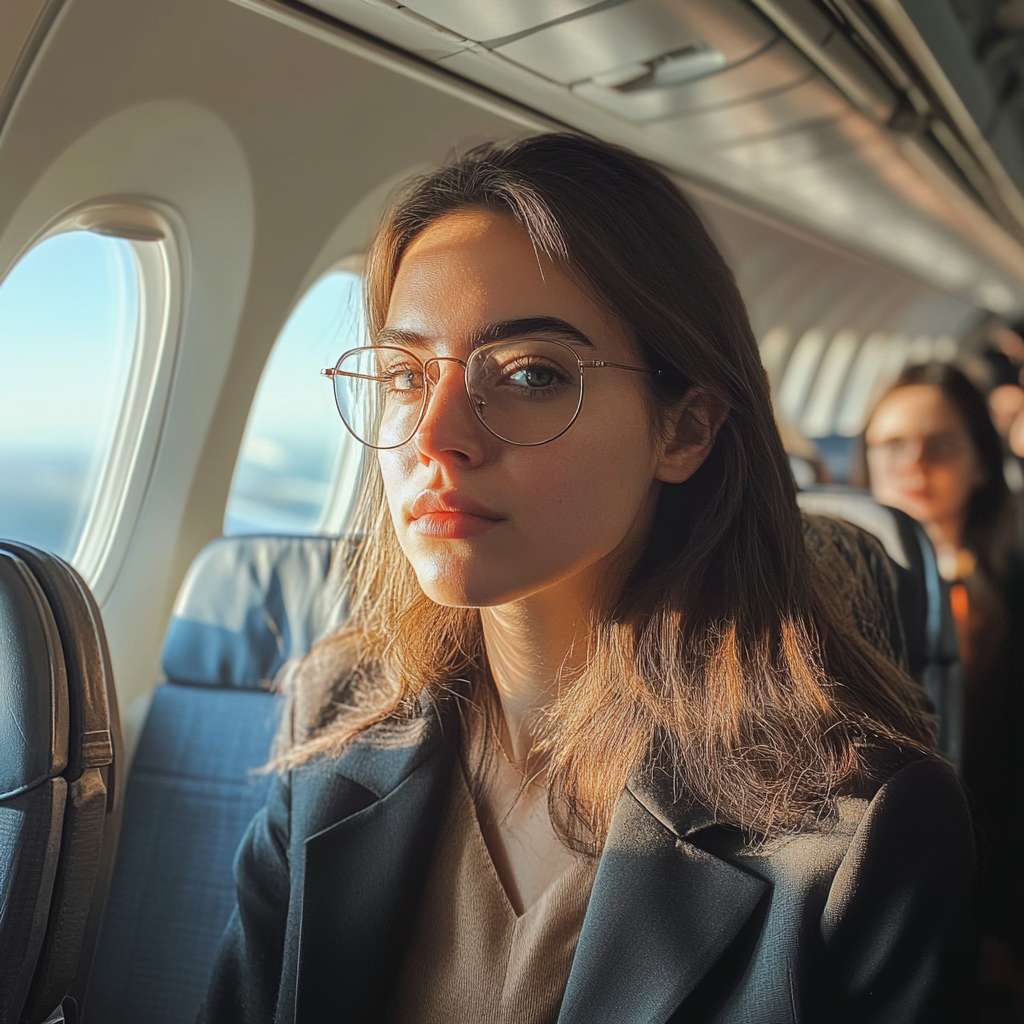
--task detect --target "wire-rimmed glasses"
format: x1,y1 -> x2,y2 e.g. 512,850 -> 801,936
321,338 -> 660,449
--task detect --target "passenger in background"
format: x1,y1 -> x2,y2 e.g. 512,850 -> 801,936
988,380 -> 1024,441
990,381 -> 1024,495
865,362 -> 1024,1019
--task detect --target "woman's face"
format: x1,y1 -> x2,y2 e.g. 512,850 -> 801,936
376,209 -> 693,609
865,384 -> 985,535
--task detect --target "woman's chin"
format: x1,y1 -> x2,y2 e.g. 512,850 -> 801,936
412,560 -> 530,609
418,579 -> 513,609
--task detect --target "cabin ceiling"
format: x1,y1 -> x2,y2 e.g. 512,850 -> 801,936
240,0 -> 1024,320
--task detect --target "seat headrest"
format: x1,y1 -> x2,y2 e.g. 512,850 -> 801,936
161,535 -> 344,690
0,550 -> 68,799
797,489 -> 911,570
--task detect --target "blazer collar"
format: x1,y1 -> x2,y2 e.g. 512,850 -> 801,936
294,697 -> 459,1023
558,769 -> 769,1024
328,692 -> 458,798
296,708 -> 768,1024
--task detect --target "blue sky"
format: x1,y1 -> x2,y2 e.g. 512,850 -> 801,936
237,268 -> 364,472
225,269 -> 366,534
0,230 -> 138,451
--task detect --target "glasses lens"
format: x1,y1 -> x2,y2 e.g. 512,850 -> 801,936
333,346 -> 426,449
467,339 -> 583,445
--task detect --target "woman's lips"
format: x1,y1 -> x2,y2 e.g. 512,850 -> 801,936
898,487 -> 930,503
409,511 -> 502,539
407,491 -> 504,539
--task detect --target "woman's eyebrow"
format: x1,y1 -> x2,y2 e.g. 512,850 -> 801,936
475,317 -> 595,348
375,326 -> 429,349
374,317 -> 596,351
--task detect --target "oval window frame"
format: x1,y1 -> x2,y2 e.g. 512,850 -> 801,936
317,253 -> 366,536
0,196 -> 185,599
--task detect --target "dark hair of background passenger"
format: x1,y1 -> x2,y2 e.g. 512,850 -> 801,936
870,362 -> 1014,582
274,132 -> 934,849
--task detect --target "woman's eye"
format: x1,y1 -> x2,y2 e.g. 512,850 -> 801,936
509,366 -> 556,388
500,360 -> 569,391
383,366 -> 423,391
927,437 -> 960,460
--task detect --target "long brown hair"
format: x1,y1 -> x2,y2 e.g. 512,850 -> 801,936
275,133 -> 933,848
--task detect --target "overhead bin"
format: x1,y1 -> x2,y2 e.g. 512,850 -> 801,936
749,0 -> 898,123
573,36 -> 812,122
650,72 -> 851,148
261,0 -> 1024,316
492,0 -> 773,86
396,0 -> 611,46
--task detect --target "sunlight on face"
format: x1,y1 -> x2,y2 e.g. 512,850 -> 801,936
866,384 -> 985,537
376,210 -> 664,608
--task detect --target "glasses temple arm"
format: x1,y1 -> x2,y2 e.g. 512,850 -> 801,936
580,361 -> 661,375
321,368 -> 390,381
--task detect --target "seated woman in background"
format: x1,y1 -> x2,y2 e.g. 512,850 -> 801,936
201,134 -> 973,1024
865,363 -> 1024,1012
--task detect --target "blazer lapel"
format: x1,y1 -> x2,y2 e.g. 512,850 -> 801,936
294,706 -> 459,1024
559,781 -> 768,1024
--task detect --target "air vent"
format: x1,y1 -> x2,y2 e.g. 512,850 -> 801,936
574,36 -> 810,122
592,43 -> 727,91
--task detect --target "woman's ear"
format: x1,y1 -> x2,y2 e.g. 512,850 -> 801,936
655,390 -> 730,484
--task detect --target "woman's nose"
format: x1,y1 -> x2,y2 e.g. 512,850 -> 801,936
412,359 -> 487,467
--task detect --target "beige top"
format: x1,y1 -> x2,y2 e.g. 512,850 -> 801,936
385,760 -> 598,1024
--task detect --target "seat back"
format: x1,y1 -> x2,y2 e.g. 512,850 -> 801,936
797,489 -> 963,765
84,535 -> 341,1024
0,541 -> 121,1024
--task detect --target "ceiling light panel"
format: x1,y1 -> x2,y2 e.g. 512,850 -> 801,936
494,0 -> 774,87
396,0 -> 613,43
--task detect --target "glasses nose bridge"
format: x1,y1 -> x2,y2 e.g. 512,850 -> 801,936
422,354 -> 468,382
421,355 -> 472,406
891,438 -> 927,468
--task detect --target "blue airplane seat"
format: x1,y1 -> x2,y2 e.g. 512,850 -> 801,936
798,488 -> 963,767
83,535 -> 344,1024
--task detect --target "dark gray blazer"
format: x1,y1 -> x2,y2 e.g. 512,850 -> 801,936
198,702 -> 974,1024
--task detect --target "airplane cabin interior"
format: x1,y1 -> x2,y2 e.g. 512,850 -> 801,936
4,0 -> 1024,1021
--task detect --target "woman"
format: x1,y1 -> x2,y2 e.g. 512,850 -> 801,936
201,135 -> 972,1024
865,363 -> 1024,1012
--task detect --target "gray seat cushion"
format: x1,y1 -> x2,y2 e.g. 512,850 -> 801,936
0,540 -> 120,1024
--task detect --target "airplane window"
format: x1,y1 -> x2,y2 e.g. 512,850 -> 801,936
0,230 -> 139,559
224,269 -> 365,536
906,333 -> 934,365
878,331 -> 912,394
835,330 -> 890,437
933,335 -> 958,362
801,329 -> 859,438
777,328 -> 827,424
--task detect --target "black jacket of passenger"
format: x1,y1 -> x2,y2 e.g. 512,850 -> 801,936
198,700 -> 974,1024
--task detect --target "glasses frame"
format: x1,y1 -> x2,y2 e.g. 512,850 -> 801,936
321,339 -> 660,449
